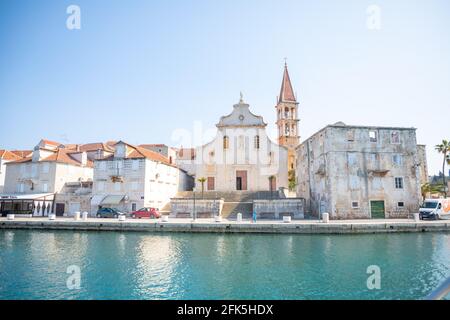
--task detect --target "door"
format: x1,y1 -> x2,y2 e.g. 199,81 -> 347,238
55,203 -> 65,216
269,176 -> 276,192
236,170 -> 247,191
207,177 -> 215,191
370,201 -> 385,219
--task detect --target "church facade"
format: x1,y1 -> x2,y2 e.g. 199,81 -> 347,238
193,95 -> 289,192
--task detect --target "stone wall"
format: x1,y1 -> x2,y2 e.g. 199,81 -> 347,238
253,199 -> 305,219
170,198 -> 224,218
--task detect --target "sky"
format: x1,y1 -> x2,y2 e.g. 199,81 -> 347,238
0,0 -> 449,175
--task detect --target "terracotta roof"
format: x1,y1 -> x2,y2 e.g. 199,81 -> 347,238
0,150 -> 23,161
10,150 -> 32,158
41,139 -> 63,147
79,142 -> 114,153
139,144 -> 167,148
6,149 -> 93,168
130,146 -> 172,164
278,63 -> 297,103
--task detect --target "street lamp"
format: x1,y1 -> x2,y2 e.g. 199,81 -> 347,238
192,187 -> 196,222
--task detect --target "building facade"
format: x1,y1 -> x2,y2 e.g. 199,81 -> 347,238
1,140 -> 93,216
91,141 -> 192,214
296,123 -> 425,219
193,95 -> 288,192
0,150 -> 22,193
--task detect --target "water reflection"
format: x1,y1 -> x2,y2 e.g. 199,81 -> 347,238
0,230 -> 448,300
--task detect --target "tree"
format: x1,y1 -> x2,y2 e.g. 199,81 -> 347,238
197,177 -> 206,199
421,183 -> 445,200
288,170 -> 297,192
435,140 -> 450,192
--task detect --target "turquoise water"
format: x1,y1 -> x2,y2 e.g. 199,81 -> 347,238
0,230 -> 449,300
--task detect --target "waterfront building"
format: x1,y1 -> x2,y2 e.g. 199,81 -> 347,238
0,139 -> 93,216
91,141 -> 193,214
193,94 -> 288,192
0,150 -> 23,193
296,123 -> 426,219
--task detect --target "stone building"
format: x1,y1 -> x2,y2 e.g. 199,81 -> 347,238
296,123 -> 425,219
193,94 -> 288,192
1,139 -> 93,216
91,141 -> 193,214
139,144 -> 177,165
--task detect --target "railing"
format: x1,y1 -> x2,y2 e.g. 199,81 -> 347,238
425,277 -> 450,300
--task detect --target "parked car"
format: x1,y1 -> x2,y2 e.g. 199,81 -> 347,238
96,207 -> 125,218
131,207 -> 161,219
419,198 -> 450,220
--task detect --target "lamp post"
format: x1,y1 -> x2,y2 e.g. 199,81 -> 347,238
192,187 -> 196,222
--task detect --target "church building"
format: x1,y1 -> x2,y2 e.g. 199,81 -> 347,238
193,94 -> 289,192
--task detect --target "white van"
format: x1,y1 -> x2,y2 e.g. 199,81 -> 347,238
419,198 -> 450,220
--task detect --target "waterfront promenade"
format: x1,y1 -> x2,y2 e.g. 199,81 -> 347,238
1,217 -> 449,234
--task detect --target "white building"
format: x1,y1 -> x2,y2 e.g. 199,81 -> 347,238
91,141 -> 192,214
193,95 -> 288,192
1,139 -> 93,216
0,150 -> 22,193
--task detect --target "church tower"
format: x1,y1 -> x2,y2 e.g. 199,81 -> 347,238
276,62 -> 300,171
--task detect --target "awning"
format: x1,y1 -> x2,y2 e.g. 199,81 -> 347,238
0,193 -> 54,201
90,195 -> 105,206
101,195 -> 126,205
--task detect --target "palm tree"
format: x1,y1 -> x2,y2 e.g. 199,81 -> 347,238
421,183 -> 445,200
435,140 -> 450,191
197,177 -> 206,199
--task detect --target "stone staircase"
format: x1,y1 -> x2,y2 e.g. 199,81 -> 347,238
221,202 -> 253,219
168,191 -> 284,219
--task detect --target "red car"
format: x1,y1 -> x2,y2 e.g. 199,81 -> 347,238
131,207 -> 161,219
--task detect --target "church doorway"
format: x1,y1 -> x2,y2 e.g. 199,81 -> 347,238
236,170 -> 247,191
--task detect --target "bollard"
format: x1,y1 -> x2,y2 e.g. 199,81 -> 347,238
322,212 -> 329,223
215,216 -> 222,223
7,214 -> 15,220
162,215 -> 169,222
74,212 -> 80,221
48,214 -> 56,220
82,212 -> 89,220
118,215 -> 126,222
414,213 -> 420,222
236,213 -> 242,223
283,216 -> 291,223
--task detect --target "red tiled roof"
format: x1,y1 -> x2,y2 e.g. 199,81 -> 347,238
6,149 -> 93,168
41,139 -> 63,147
278,64 -> 297,103
79,142 -> 114,153
0,150 -> 23,161
10,150 -> 32,158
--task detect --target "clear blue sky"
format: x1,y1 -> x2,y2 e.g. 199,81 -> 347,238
0,0 -> 449,175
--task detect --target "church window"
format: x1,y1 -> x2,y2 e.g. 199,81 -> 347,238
223,136 -> 229,150
254,135 -> 260,149
285,124 -> 290,135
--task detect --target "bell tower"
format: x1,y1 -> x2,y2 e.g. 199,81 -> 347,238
276,62 -> 300,171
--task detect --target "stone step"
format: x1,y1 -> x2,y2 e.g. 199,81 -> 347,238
221,202 -> 253,219
173,191 -> 283,202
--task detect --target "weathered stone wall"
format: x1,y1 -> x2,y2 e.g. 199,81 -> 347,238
253,199 -> 305,219
297,124 -> 423,219
170,198 -> 224,218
